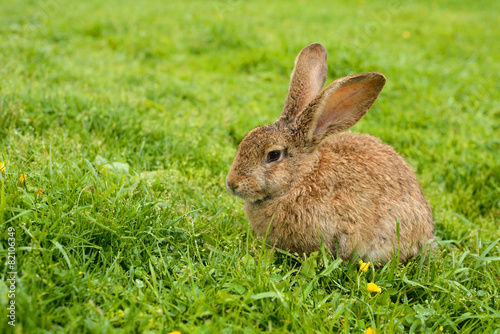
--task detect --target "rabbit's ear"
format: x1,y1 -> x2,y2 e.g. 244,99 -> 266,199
297,72 -> 386,145
280,43 -> 328,121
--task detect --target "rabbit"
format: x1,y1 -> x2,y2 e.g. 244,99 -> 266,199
226,43 -> 434,263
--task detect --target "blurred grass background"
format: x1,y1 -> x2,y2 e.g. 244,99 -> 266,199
0,0 -> 499,333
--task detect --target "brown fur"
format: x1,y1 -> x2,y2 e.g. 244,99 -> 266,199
226,44 -> 434,263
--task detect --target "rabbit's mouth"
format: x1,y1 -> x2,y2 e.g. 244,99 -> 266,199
227,185 -> 269,203
226,175 -> 267,201
227,178 -> 288,203
230,188 -> 267,202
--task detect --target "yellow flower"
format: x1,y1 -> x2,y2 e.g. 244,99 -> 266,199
19,173 -> 27,187
39,188 -> 43,195
439,325 -> 443,332
0,162 -> 5,177
367,282 -> 382,293
365,327 -> 376,334
359,260 -> 370,273
402,30 -> 411,39
168,331 -> 182,334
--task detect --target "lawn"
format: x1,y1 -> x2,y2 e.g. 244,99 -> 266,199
1,0 -> 499,333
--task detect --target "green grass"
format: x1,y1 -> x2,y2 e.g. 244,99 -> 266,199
1,0 -> 499,333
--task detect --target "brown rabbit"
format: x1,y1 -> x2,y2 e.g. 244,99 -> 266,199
226,43 -> 434,263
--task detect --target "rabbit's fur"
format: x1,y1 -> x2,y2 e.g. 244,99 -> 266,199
226,43 -> 434,263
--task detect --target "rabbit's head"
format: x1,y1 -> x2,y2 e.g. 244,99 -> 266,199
226,43 -> 386,202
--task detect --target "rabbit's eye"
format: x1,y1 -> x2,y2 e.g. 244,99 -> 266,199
266,150 -> 282,163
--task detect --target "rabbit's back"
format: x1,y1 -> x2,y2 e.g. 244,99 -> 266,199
323,132 -> 433,260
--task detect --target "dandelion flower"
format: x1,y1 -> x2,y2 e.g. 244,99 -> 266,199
359,260 -> 370,273
439,326 -> 443,332
0,162 -> 5,177
365,327 -> 376,334
19,173 -> 26,187
168,331 -> 182,334
367,282 -> 382,293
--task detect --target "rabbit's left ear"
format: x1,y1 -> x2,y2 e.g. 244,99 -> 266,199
297,72 -> 386,146
280,43 -> 328,121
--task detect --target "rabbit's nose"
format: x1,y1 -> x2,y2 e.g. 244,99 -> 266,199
226,178 -> 239,194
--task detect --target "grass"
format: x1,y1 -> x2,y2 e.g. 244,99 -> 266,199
0,0 -> 499,332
